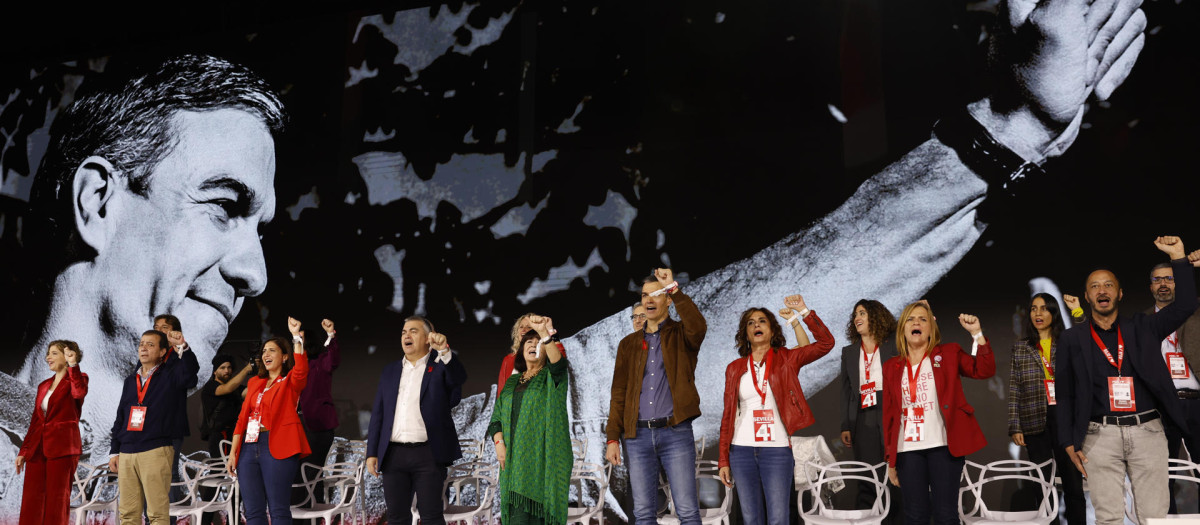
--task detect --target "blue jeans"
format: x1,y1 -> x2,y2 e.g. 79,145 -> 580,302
894,446 -> 964,525
729,445 -> 794,525
624,418 -> 700,525
238,432 -> 299,525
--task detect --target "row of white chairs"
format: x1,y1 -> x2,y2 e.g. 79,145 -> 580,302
71,437 -> 369,525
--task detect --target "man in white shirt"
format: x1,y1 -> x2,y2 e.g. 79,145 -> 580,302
1148,261 -> 1200,513
365,316 -> 467,525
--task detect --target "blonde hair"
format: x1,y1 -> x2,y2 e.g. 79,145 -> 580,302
895,302 -> 940,360
509,313 -> 538,353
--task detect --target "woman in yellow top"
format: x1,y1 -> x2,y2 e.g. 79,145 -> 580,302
1005,293 -> 1083,524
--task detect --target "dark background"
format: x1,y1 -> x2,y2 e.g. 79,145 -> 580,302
1,0 -> 1198,519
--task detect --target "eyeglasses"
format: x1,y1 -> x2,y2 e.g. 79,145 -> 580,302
630,314 -> 647,320
1152,276 -> 1175,284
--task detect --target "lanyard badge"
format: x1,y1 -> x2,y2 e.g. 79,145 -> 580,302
1038,351 -> 1056,405
860,343 -> 879,408
127,368 -> 156,431
245,377 -> 283,443
1091,325 -> 1135,412
903,356 -> 927,442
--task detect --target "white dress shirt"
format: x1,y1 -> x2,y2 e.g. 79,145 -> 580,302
390,349 -> 453,443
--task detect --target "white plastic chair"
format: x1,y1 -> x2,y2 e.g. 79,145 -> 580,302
1126,457 -> 1200,522
168,462 -> 222,524
295,460 -> 366,525
959,459 -> 1058,525
657,473 -> 734,525
567,461 -> 611,525
292,473 -> 358,525
799,460 -> 890,525
412,467 -> 497,525
70,462 -> 120,525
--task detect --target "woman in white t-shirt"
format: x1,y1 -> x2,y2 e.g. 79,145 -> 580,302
716,294 -> 835,525
882,301 -> 994,525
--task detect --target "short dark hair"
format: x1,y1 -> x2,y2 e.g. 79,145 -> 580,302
143,330 -> 168,349
845,299 -> 897,345
403,316 -> 435,333
1151,262 -> 1173,279
47,340 -> 83,364
512,330 -> 541,374
734,308 -> 787,357
154,314 -> 182,332
256,337 -> 294,379
27,54 -> 286,276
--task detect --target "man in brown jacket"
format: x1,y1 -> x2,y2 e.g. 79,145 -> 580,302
605,267 -> 707,524
1149,259 -> 1200,513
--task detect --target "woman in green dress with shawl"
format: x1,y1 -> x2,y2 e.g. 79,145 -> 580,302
489,315 -> 572,525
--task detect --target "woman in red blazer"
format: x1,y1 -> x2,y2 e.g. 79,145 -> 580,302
16,340 -> 88,525
716,295 -> 835,525
228,318 -> 311,525
882,301 -> 994,525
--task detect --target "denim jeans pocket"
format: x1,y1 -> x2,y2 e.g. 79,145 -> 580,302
1141,418 -> 1165,434
1086,421 -> 1100,434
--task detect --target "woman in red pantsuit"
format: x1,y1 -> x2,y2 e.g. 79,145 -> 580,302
16,340 -> 89,525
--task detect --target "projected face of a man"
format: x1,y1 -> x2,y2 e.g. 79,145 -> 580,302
96,108 -> 276,357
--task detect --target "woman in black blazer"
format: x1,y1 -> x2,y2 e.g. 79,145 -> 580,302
838,299 -> 900,522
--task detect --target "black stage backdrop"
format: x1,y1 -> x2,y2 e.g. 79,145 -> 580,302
0,0 -> 1197,522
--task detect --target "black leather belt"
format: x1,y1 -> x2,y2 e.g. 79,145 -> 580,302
1179,389 -> 1200,400
1091,410 -> 1159,426
389,441 -> 428,448
636,417 -> 671,429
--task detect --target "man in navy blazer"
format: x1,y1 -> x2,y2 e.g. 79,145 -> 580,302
366,316 -> 467,525
1056,237 -> 1199,524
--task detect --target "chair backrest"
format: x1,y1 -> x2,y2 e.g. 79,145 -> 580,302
800,461 -> 890,519
959,459 -> 1057,523
571,437 -> 589,464
568,462 -> 610,515
445,472 -> 495,512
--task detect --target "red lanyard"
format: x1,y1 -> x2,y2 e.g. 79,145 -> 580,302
135,365 -> 160,406
251,377 -> 284,420
748,351 -> 773,407
905,353 -> 926,405
1168,333 -> 1179,349
1038,341 -> 1054,378
862,343 -> 879,381
1090,324 -> 1125,377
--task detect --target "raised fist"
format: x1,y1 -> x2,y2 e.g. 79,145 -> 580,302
429,332 -> 449,352
1189,249 -> 1200,268
779,308 -> 797,322
288,317 -> 302,336
959,314 -> 982,336
783,294 -> 807,313
654,268 -> 675,288
321,319 -> 335,334
1063,294 -> 1081,313
529,315 -> 555,338
1155,236 -> 1186,260
65,348 -> 78,367
168,330 -> 186,348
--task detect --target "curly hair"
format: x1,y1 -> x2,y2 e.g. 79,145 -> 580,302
844,299 -> 897,345
734,307 -> 787,357
47,340 -> 83,363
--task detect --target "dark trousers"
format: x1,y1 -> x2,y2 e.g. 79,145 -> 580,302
895,446 -> 964,525
851,404 -> 903,524
208,427 -> 233,458
1024,407 -> 1086,525
18,444 -> 77,525
382,442 -> 446,525
238,431 -> 300,525
1166,395 -> 1200,514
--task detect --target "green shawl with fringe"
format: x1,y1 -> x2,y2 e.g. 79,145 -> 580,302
491,357 -> 572,524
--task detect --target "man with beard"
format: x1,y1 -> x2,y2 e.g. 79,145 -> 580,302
1147,260 -> 1200,513
200,354 -> 255,457
1055,237 -> 1198,524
